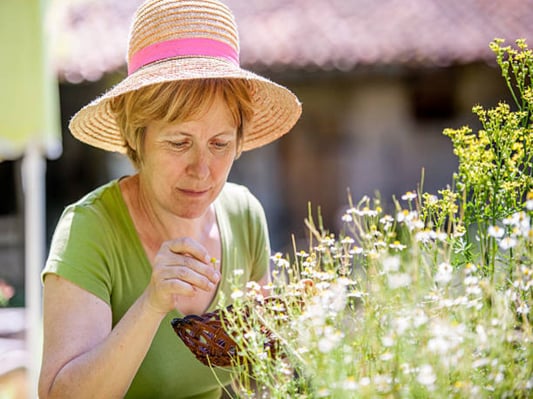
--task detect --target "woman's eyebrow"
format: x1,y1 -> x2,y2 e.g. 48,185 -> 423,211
213,129 -> 237,137
159,129 -> 236,140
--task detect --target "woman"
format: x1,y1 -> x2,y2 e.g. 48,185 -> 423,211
38,0 -> 301,398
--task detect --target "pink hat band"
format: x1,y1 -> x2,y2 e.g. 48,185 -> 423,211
128,37 -> 240,75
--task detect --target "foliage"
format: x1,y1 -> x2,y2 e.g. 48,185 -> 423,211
443,38 -> 533,275
216,39 -> 533,398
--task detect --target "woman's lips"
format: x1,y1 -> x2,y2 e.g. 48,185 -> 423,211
179,188 -> 210,197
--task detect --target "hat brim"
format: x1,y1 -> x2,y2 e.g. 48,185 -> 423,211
69,57 -> 302,153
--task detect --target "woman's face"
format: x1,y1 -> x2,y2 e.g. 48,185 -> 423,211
139,94 -> 238,219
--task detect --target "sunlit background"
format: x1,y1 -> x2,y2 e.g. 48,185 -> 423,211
1,0 -> 532,397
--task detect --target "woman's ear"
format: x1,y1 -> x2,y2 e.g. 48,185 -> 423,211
125,133 -> 137,151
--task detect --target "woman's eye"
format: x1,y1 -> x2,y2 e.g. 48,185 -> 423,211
212,141 -> 230,150
169,141 -> 188,149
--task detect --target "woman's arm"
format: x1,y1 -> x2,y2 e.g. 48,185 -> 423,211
39,274 -> 164,399
39,238 -> 220,399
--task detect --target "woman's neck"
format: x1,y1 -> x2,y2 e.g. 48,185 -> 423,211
120,174 -> 215,249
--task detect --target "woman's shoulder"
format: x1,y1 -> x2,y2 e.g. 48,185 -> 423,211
219,181 -> 250,197
59,179 -> 126,230
218,182 -> 262,212
70,179 -> 121,209
45,180 -> 127,304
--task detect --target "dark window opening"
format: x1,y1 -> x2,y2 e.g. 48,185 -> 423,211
410,69 -> 456,121
0,160 -> 18,215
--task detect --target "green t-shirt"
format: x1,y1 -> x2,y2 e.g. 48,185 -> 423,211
43,180 -> 270,398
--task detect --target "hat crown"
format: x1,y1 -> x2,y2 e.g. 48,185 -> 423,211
128,0 -> 240,67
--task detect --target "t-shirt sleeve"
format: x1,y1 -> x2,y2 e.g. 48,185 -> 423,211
42,204 -> 113,304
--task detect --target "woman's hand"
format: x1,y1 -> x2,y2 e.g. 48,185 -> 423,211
143,237 -> 221,314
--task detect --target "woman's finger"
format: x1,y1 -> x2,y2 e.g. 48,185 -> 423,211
159,264 -> 216,292
156,241 -> 220,285
165,237 -> 211,263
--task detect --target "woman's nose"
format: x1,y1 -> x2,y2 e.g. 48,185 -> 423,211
186,147 -> 210,179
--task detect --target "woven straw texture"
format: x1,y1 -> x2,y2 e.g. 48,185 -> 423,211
69,0 -> 301,153
171,304 -> 279,367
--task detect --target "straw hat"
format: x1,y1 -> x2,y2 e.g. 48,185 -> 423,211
69,0 -> 302,153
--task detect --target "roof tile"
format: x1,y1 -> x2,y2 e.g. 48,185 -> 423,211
49,0 -> 533,82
